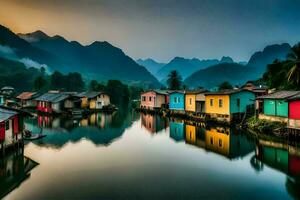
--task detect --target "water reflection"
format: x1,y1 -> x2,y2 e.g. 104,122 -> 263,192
25,108 -> 139,148
0,152 -> 38,199
141,113 -> 255,159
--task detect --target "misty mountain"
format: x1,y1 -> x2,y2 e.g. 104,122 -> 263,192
156,57 -> 220,81
184,43 -> 292,89
18,30 -> 160,86
136,58 -> 165,76
247,43 -> 291,75
0,57 -> 42,91
184,63 -> 256,88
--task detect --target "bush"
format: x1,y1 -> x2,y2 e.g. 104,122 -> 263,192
247,116 -> 286,135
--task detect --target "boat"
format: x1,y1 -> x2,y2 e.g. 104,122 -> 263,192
23,128 -> 47,141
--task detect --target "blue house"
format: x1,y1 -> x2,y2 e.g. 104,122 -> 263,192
169,91 -> 185,111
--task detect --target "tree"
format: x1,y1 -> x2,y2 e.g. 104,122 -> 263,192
167,70 -> 182,90
286,43 -> 300,85
50,71 -> 65,90
34,76 -> 48,91
66,72 -> 85,91
218,81 -> 233,90
89,80 -> 105,92
105,80 -> 129,105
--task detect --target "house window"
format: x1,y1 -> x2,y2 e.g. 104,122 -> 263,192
219,139 -> 223,147
142,96 -> 146,101
190,98 -> 192,105
5,121 -> 9,130
210,99 -> 214,107
174,97 -> 177,103
219,99 -> 223,108
237,98 -> 240,107
210,137 -> 213,145
178,97 -> 180,103
149,97 -> 152,101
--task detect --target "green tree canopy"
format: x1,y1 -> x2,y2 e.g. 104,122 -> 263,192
218,81 -> 233,90
167,70 -> 182,90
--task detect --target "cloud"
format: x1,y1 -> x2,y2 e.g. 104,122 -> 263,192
0,44 -> 51,73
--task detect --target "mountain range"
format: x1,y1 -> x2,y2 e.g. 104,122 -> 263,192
0,24 -> 160,87
136,58 -> 165,75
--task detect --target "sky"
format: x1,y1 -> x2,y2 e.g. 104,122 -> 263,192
0,0 -> 300,62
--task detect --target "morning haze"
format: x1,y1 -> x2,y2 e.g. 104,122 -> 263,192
0,0 -> 300,62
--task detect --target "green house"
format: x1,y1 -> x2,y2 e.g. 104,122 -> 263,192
257,91 -> 300,120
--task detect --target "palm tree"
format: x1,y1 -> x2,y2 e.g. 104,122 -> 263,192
286,43 -> 300,84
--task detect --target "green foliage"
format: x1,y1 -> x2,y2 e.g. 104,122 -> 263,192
105,80 -> 129,105
89,80 -> 105,92
218,81 -> 233,90
50,71 -> 85,91
263,43 -> 300,90
167,70 -> 182,90
247,116 -> 286,135
34,75 -> 48,91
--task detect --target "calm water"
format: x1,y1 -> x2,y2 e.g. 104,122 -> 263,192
1,107 -> 300,199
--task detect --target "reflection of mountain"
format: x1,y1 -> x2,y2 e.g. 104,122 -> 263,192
24,110 -> 139,149
186,126 -> 255,159
0,153 -> 38,199
141,113 -> 169,134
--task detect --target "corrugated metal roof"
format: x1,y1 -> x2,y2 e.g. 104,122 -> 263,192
75,92 -> 104,99
0,108 -> 17,122
257,91 -> 300,100
287,93 -> 300,101
35,93 -> 70,103
141,90 -> 169,95
185,89 -> 207,94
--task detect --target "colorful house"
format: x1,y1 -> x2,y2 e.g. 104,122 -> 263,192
35,92 -> 71,114
140,90 -> 169,110
0,107 -> 24,154
205,89 -> 255,122
0,86 -> 15,97
16,92 -> 40,108
185,90 -> 206,113
169,91 -> 185,112
257,91 -> 300,122
287,93 -> 300,130
76,92 -> 110,110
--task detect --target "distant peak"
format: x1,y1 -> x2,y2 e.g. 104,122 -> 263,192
220,56 -> 234,63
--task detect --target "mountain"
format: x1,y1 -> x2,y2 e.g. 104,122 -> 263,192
247,43 -> 291,75
156,57 -> 223,81
0,57 -> 42,91
184,63 -> 256,89
18,30 -> 160,86
184,43 -> 292,89
136,58 -> 165,76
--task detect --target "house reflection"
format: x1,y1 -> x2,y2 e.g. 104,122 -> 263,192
186,125 -> 255,159
170,120 -> 185,142
0,152 -> 38,199
253,139 -> 300,200
80,113 -> 112,128
141,113 -> 169,134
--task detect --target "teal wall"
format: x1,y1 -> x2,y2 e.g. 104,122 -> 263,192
0,96 -> 4,105
169,93 -> 185,110
263,99 -> 288,117
230,91 -> 255,114
170,122 -> 185,141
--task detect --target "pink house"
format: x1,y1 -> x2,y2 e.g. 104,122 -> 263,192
140,90 -> 169,110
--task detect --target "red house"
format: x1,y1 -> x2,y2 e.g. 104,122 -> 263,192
288,93 -> 300,130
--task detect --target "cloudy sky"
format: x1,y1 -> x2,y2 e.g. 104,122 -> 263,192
0,0 -> 300,62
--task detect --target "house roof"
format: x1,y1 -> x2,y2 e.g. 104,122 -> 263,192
0,107 -> 17,122
75,91 -> 104,99
287,93 -> 300,101
205,89 -> 250,95
16,92 -> 37,100
257,91 -> 300,100
1,86 -> 14,90
169,90 -> 186,94
35,93 -> 70,103
185,89 -> 207,94
141,90 -> 169,95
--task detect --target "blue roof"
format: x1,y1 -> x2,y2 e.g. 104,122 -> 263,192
35,93 -> 70,103
0,108 -> 17,122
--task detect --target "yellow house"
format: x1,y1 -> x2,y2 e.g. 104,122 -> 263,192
185,124 -> 196,143
185,90 -> 206,113
76,92 -> 110,110
205,89 -> 255,122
